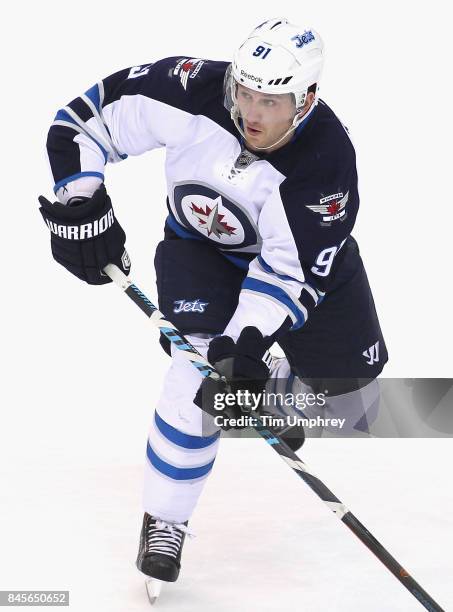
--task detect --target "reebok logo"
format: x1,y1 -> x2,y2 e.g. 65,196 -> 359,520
363,341 -> 380,365
46,209 -> 114,240
240,70 -> 263,83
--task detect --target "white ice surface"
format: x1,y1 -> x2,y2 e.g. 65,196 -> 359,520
1,438 -> 452,612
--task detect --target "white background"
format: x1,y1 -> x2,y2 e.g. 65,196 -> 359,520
1,1 -> 452,611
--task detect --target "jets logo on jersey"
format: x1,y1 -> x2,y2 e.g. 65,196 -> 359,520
306,191 -> 349,225
190,200 -> 236,238
173,58 -> 205,90
173,183 -> 261,252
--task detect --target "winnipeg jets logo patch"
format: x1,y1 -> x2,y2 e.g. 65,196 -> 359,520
173,58 -> 205,90
172,182 -> 261,251
180,192 -> 243,245
190,198 -> 236,238
306,192 -> 349,226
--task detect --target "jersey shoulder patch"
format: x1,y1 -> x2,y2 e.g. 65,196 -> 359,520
128,56 -> 229,116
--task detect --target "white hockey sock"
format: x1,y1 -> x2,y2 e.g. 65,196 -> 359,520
143,335 -> 221,524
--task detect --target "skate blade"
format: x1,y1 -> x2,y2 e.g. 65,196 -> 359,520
145,578 -> 163,605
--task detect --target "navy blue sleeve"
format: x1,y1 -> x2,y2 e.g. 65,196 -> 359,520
280,143 -> 359,295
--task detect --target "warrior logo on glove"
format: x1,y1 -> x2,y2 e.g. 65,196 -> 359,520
44,208 -> 114,240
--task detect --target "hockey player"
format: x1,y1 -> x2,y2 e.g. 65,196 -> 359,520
39,18 -> 388,597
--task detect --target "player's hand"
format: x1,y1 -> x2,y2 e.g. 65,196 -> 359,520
194,327 -> 271,429
39,184 -> 131,284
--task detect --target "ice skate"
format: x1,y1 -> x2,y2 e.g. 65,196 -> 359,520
136,513 -> 190,605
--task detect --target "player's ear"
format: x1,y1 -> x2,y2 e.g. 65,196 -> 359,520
305,91 -> 315,109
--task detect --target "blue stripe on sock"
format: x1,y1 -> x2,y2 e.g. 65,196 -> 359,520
242,277 -> 306,329
146,441 -> 215,480
155,411 -> 220,449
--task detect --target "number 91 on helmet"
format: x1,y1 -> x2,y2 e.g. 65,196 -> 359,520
223,17 -> 324,151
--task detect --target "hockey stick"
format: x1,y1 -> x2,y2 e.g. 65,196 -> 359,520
104,263 -> 445,612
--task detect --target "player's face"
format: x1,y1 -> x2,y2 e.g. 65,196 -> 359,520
236,84 -> 297,152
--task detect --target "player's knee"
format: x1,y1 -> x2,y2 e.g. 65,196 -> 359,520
157,334 -> 219,436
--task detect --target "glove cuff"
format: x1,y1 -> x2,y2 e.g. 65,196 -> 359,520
39,184 -> 109,222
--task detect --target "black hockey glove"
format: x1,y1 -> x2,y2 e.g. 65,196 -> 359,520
39,184 -> 130,285
194,326 -> 271,430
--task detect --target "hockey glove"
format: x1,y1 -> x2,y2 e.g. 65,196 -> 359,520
194,326 -> 271,429
39,184 -> 130,285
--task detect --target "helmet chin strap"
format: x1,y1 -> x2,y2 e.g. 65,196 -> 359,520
231,101 -> 317,151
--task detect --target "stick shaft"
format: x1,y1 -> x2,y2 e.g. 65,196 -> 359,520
104,263 -> 220,379
105,264 -> 445,611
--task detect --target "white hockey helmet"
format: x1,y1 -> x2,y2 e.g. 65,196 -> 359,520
224,17 -> 324,147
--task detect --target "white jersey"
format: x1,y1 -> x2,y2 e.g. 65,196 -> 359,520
46,56 -> 359,339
